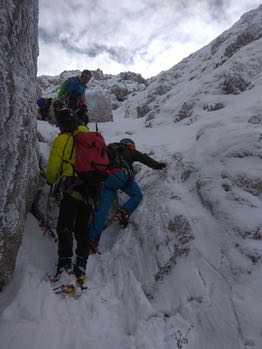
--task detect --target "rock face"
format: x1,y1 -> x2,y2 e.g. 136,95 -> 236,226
0,0 -> 39,290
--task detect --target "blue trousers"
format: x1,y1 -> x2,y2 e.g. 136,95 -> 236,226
89,171 -> 143,241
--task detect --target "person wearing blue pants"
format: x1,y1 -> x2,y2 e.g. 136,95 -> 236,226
88,138 -> 166,253
89,171 -> 142,241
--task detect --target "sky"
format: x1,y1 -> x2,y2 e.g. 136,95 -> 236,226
38,0 -> 261,78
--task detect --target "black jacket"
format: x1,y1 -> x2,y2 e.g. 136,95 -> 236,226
121,147 -> 163,170
107,143 -> 165,176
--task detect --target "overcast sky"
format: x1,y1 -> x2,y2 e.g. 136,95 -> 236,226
38,0 -> 261,78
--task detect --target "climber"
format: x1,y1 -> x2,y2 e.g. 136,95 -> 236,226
87,138 -> 167,253
37,97 -> 52,121
46,108 -> 91,285
56,69 -> 92,111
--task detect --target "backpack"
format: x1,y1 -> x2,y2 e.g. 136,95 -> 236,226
106,143 -> 134,178
74,131 -> 109,184
37,97 -> 47,108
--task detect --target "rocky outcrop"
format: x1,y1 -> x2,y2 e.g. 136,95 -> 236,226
119,71 -> 147,84
110,85 -> 129,101
0,0 -> 39,290
221,73 -> 250,94
224,31 -> 262,58
176,101 -> 195,121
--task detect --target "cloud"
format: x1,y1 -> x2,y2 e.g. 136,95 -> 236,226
38,40 -> 130,76
38,0 -> 262,77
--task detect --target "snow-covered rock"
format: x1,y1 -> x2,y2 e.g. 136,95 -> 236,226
0,0 -> 39,290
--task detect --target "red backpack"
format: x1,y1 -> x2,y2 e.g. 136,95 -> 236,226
74,131 -> 109,182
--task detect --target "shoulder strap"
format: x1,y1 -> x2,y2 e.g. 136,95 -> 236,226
60,133 -> 74,175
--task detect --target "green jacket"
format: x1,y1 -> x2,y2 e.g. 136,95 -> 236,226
57,76 -> 87,100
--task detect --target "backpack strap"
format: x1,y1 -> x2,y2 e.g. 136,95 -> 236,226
60,133 -> 75,176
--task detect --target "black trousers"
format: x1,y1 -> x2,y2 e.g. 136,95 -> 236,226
56,193 -> 90,259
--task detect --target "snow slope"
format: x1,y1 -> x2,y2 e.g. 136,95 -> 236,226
1,5 -> 262,349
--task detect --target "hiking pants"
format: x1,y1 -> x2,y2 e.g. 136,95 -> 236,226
89,171 -> 143,241
57,193 -> 90,259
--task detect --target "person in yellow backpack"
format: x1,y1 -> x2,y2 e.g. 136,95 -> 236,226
46,108 -> 91,283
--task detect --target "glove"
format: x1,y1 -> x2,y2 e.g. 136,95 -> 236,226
156,162 -> 167,170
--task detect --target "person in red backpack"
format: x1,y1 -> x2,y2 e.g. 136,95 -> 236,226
46,108 -> 91,284
87,138 -> 167,253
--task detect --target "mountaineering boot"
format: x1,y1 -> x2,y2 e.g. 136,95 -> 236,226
50,257 -> 77,295
73,256 -> 87,288
114,208 -> 129,228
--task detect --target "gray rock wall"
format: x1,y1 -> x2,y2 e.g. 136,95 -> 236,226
0,0 -> 39,290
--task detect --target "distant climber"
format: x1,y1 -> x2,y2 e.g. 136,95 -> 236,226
56,69 -> 92,111
87,138 -> 167,253
37,97 -> 53,121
